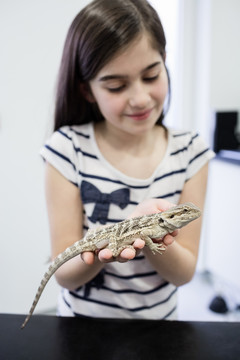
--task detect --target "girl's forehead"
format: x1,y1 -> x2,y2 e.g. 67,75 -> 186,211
96,34 -> 162,77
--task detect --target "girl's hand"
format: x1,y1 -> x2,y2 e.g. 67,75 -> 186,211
81,238 -> 145,264
81,198 -> 178,265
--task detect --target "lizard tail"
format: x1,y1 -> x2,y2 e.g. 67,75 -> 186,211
21,241 -> 85,329
21,267 -> 54,329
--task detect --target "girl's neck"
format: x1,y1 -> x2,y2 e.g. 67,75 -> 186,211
94,121 -> 166,157
93,121 -> 168,180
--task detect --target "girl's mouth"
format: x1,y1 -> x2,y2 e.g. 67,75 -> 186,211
127,108 -> 153,121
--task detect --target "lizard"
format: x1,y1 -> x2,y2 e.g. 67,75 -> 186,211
21,202 -> 201,329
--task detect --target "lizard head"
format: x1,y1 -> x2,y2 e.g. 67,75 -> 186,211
159,202 -> 201,229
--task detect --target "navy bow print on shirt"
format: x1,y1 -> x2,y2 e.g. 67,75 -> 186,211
81,180 -> 130,224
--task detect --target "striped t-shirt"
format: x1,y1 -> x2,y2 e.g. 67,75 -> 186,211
40,123 -> 215,320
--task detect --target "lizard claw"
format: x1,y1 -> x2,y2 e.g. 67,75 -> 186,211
148,241 -> 166,254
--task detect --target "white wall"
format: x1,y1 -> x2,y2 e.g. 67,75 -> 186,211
0,0 -> 89,314
210,0 -> 240,111
181,0 -> 240,136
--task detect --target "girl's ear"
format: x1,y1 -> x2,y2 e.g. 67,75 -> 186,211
80,83 -> 95,103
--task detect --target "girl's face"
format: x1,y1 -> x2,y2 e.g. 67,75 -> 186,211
88,33 -> 168,136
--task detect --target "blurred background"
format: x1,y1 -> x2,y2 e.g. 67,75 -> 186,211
0,0 -> 239,320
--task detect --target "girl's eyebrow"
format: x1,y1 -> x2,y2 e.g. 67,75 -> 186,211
98,61 -> 161,82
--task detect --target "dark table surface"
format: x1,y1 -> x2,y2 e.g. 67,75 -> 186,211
1,314 -> 240,360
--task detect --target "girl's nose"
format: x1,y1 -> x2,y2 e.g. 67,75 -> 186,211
128,83 -> 151,109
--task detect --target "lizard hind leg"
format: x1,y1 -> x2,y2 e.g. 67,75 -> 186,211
106,236 -> 136,258
111,245 -> 136,258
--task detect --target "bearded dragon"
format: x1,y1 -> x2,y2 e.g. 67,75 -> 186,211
21,202 -> 201,329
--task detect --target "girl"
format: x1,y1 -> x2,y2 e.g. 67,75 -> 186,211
40,0 -> 214,320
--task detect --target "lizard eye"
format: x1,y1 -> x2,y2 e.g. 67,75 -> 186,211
169,214 -> 175,219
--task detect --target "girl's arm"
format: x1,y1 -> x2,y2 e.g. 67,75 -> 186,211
45,163 -> 105,291
142,163 -> 209,286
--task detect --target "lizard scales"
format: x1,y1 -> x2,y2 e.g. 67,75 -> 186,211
21,202 -> 201,329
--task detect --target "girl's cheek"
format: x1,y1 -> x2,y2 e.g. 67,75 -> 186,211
153,85 -> 167,102
105,96 -> 126,112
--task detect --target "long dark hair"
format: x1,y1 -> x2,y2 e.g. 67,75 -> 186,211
54,0 -> 170,131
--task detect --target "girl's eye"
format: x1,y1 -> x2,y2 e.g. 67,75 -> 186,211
143,74 -> 159,82
105,73 -> 159,92
107,85 -> 126,93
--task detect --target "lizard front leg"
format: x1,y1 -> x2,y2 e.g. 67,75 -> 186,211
140,234 -> 166,254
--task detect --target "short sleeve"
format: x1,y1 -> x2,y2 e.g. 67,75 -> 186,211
40,127 -> 79,186
185,132 -> 215,180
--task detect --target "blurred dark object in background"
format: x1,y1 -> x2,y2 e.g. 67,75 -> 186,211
213,111 -> 239,153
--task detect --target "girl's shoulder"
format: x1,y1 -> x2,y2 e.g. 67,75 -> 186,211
57,123 -> 93,140
167,128 -> 210,156
168,128 -> 198,145
166,127 -> 215,179
40,123 -> 95,187
46,123 -> 94,151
